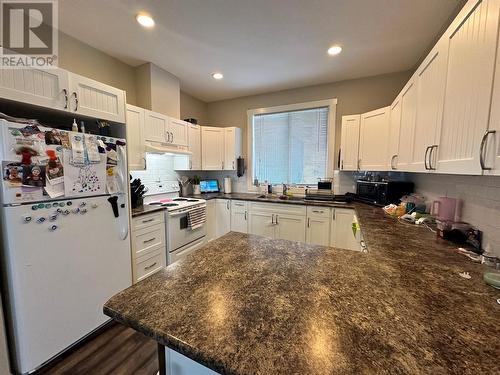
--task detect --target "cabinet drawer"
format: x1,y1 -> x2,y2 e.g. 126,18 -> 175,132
135,248 -> 164,282
133,223 -> 165,258
132,211 -> 164,230
306,206 -> 331,218
249,202 -> 306,216
231,200 -> 247,213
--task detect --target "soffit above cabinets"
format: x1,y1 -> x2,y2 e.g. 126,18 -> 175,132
58,0 -> 463,102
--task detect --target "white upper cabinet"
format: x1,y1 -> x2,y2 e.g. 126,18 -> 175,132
188,124 -> 202,170
340,115 -> 361,171
0,68 -> 69,110
224,127 -> 242,170
168,118 -> 189,147
396,78 -> 417,172
0,68 -> 127,123
388,96 -> 402,170
144,110 -> 169,143
412,39 -> 448,172
126,105 -> 146,170
436,0 -> 500,174
358,107 -> 390,171
68,73 -> 126,123
202,127 -> 225,170
486,12 -> 500,175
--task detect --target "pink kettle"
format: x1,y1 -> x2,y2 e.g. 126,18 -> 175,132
431,197 -> 457,222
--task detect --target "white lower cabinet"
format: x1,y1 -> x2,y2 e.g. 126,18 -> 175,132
206,200 -> 216,242
215,199 -> 231,237
306,207 -> 331,246
131,212 -> 166,283
330,208 -> 360,251
230,200 -> 248,233
248,202 -> 306,242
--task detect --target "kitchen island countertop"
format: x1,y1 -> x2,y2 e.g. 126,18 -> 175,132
105,202 -> 500,374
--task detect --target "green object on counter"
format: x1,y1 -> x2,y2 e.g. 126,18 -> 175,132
352,222 -> 360,237
483,273 -> 500,289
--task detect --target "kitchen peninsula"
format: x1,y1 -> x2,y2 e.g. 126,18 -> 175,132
104,203 -> 500,375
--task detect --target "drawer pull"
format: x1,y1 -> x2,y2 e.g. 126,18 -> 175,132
144,262 -> 157,270
143,237 -> 156,243
312,210 -> 324,214
142,218 -> 155,223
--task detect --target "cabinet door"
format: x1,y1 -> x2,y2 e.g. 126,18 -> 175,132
215,199 -> 231,238
223,127 -> 241,170
126,105 -> 145,170
412,40 -> 448,172
359,107 -> 390,171
340,115 -> 360,171
202,127 -> 224,170
188,124 -> 201,170
206,200 -> 216,242
69,73 -> 126,123
396,79 -> 417,171
0,67 -> 69,110
248,211 -> 276,239
388,96 -> 402,170
275,214 -> 306,243
144,111 -> 168,143
486,14 -> 500,175
230,201 -> 248,233
169,118 -> 189,146
437,0 -> 500,174
330,208 -> 359,251
306,207 -> 331,246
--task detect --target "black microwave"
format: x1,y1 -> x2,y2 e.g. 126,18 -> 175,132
356,180 -> 414,206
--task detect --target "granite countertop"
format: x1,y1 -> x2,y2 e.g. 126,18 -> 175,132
105,202 -> 500,375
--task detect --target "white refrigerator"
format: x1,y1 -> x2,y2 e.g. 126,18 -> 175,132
0,120 -> 132,374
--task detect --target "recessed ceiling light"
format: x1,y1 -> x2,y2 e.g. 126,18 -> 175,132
136,13 -> 155,28
212,72 -> 224,80
327,45 -> 342,55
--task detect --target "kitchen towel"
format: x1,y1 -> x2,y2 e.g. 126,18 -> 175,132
187,206 -> 206,230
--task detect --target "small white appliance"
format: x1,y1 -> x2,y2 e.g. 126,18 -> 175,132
147,197 -> 207,264
0,120 -> 131,374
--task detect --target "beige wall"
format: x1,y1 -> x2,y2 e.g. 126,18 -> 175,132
206,70 -> 412,167
180,91 -> 209,124
58,32 -> 137,105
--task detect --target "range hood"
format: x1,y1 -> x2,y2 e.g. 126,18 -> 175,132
145,142 -> 192,155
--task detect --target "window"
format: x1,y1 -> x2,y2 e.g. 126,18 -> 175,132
249,101 -> 335,186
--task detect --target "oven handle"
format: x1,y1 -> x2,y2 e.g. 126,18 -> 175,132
168,206 -> 206,217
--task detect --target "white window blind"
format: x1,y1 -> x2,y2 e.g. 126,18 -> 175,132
252,107 -> 328,184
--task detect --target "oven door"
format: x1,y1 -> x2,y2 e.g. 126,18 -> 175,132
168,209 -> 207,252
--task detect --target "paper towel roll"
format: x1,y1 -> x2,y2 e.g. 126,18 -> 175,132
224,177 -> 232,194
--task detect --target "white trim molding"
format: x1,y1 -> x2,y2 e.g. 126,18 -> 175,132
246,99 -> 337,191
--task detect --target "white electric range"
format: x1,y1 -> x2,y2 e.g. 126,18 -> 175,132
147,197 -> 207,264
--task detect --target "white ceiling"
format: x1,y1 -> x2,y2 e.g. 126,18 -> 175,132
58,0 -> 462,102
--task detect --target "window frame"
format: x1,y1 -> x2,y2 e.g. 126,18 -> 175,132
246,99 -> 337,191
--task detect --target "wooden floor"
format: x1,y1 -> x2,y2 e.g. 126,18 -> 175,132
38,323 -> 158,375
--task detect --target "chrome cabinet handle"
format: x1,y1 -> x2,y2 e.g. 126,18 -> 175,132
170,132 -> 174,143
144,262 -> 157,270
142,218 -> 154,223
244,211 -> 247,221
429,145 -> 438,170
307,217 -> 310,227
226,201 -> 230,210
62,89 -> 68,109
222,161 -> 224,170
341,160 -> 344,170
143,237 -> 156,243
357,159 -> 361,170
424,146 -> 432,170
312,210 -> 324,214
275,214 -> 279,225
332,210 -> 336,220
232,160 -> 235,169
72,92 -> 78,111
480,130 -> 496,170
390,154 -> 397,170
271,214 -> 275,224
